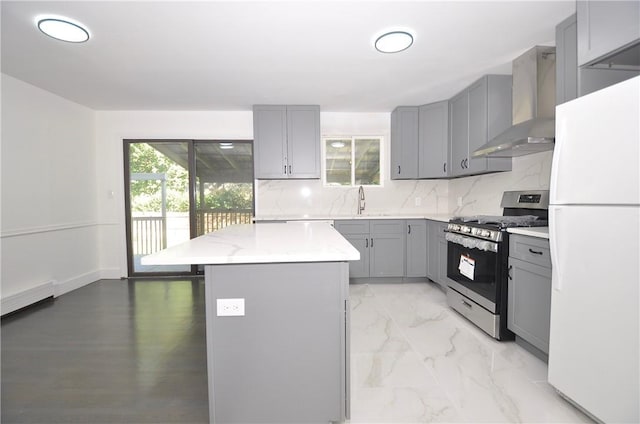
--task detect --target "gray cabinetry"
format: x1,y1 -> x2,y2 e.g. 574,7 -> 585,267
391,107 -> 420,179
556,14 -> 579,105
577,0 -> 640,67
419,101 -> 450,178
508,235 -> 552,356
449,75 -> 512,177
426,220 -> 448,289
253,105 -> 320,179
334,220 -> 405,279
206,261 -> 349,423
405,220 -> 427,278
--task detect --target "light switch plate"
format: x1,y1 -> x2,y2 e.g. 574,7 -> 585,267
217,298 -> 245,316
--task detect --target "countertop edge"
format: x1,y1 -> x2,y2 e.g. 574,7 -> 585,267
507,227 -> 550,239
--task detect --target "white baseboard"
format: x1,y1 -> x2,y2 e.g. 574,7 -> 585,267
1,280 -> 55,316
99,268 -> 124,280
54,270 -> 101,297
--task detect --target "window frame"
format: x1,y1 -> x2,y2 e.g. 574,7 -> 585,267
321,135 -> 384,188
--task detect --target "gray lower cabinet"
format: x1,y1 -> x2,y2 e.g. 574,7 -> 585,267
205,261 -> 349,423
334,220 -> 405,279
405,220 -> 427,277
426,220 -> 448,289
507,234 -> 552,355
449,75 -> 512,177
391,107 -> 420,179
253,105 -> 320,179
419,101 -> 450,178
577,0 -> 640,67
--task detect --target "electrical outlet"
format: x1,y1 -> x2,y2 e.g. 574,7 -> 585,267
414,197 -> 421,206
216,298 -> 245,316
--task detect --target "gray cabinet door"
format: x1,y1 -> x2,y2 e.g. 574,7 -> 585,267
508,257 -> 552,354
426,221 -> 439,283
390,107 -> 419,179
342,233 -> 370,278
419,101 -> 449,178
437,234 -> 448,289
287,105 -> 321,179
449,91 -> 469,177
253,105 -> 287,179
577,0 -> 640,67
370,220 -> 405,278
556,14 -> 579,105
467,78 -> 489,175
426,220 -> 448,289
406,220 -> 427,277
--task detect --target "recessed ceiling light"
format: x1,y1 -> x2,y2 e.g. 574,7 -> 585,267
330,141 -> 346,148
37,16 -> 90,43
220,142 -> 234,149
374,30 -> 414,54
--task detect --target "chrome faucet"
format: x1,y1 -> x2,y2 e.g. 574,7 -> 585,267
357,185 -> 366,215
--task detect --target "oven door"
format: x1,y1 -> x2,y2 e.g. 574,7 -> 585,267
446,233 -> 502,312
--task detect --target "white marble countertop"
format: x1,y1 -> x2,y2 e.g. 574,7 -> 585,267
254,213 -> 453,223
141,222 -> 360,265
507,227 -> 549,239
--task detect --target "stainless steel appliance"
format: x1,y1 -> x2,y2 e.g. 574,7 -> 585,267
445,190 -> 549,340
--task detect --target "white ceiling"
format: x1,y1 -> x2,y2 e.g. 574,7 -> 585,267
1,1 -> 575,112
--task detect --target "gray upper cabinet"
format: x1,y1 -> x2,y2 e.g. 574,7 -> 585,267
418,101 -> 450,178
405,220 -> 427,278
556,14 -> 578,105
577,0 -> 640,67
450,75 -> 512,177
390,107 -> 420,179
253,105 -> 320,179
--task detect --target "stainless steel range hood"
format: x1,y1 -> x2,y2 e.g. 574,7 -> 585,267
473,46 -> 556,158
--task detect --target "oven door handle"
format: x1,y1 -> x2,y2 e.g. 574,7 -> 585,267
445,232 -> 498,253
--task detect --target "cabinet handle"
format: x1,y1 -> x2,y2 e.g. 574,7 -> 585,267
371,238 -> 374,247
528,248 -> 543,255
461,300 -> 473,309
288,165 -> 292,174
443,162 -> 446,173
408,225 -> 411,234
464,158 -> 469,168
365,238 -> 368,248
508,265 -> 513,280
398,165 -> 401,175
284,165 -> 287,174
460,159 -> 465,169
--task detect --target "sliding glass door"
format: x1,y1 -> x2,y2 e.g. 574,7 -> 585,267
124,140 -> 254,276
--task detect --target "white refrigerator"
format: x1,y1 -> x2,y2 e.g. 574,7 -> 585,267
548,75 -> 639,423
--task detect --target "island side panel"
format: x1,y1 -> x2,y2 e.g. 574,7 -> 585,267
204,261 -> 349,424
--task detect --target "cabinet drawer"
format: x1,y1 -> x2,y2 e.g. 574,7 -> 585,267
370,220 -> 404,235
509,235 -> 551,268
334,220 -> 369,235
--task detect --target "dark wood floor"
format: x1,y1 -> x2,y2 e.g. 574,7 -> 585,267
1,278 -> 209,423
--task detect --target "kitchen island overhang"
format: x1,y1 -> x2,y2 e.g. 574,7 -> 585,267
142,222 -> 359,424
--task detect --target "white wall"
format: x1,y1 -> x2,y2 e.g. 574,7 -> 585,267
1,74 -> 98,310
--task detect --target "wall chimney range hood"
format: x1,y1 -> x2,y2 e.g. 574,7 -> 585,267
473,46 -> 556,158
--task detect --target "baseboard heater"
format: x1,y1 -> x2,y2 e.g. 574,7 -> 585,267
1,280 -> 55,316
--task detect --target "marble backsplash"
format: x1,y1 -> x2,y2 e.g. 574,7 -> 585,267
256,179 -> 449,217
255,150 -> 552,218
448,151 -> 553,216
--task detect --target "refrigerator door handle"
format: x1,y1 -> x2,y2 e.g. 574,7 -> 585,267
549,206 -> 563,291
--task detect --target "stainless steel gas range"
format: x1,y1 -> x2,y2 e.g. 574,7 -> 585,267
445,190 -> 549,340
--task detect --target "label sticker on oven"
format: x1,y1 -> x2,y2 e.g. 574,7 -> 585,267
459,255 -> 475,280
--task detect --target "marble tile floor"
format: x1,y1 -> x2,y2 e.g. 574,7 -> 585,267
2,278 -> 594,423
348,282 -> 593,424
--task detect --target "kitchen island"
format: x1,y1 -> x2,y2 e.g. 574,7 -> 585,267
142,222 -> 359,424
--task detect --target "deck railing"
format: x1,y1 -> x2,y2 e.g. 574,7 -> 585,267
132,209 -> 253,255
